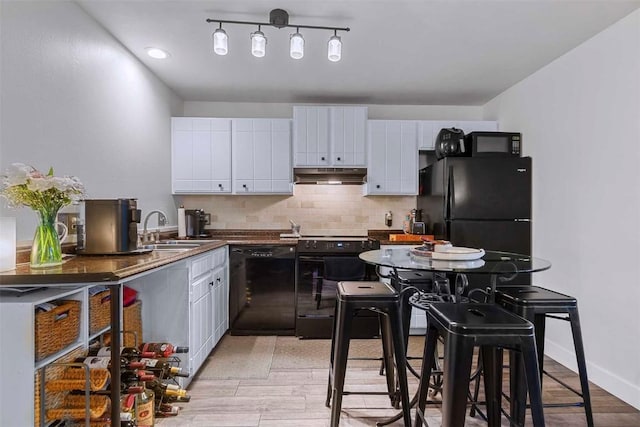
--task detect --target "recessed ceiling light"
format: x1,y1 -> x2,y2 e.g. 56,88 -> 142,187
146,47 -> 170,59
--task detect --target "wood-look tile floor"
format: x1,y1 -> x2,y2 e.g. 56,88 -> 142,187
157,335 -> 640,426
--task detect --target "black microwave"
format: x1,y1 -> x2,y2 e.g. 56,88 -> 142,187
465,131 -> 522,157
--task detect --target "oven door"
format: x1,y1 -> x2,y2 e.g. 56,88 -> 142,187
295,254 -> 379,339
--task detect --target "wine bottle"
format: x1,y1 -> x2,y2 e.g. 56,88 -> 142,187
89,346 -> 155,359
135,385 -> 155,427
121,369 -> 156,384
139,357 -> 189,378
120,393 -> 137,426
156,402 -> 179,417
138,342 -> 189,358
145,378 -> 187,402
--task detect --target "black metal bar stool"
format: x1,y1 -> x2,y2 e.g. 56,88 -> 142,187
414,301 -> 545,427
326,281 -> 411,427
495,285 -> 594,427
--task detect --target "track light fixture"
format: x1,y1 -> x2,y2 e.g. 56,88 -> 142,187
206,9 -> 349,61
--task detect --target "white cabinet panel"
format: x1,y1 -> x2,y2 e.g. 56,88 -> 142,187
457,120 -> 498,134
171,117 -> 232,194
294,106 -> 366,167
232,118 -> 292,194
366,120 -> 418,195
293,106 -> 330,166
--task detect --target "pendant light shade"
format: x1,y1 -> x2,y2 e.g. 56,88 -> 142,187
206,9 -> 350,61
251,29 -> 267,57
212,27 -> 228,55
290,31 -> 304,59
328,34 -> 342,62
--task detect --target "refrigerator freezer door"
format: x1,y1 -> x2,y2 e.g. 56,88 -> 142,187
447,157 -> 531,220
448,219 -> 532,288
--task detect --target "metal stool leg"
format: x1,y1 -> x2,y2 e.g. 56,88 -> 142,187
388,307 -> 411,427
329,301 -> 353,427
415,325 -> 438,427
568,307 -> 594,427
441,335 -> 475,427
521,336 -> 545,427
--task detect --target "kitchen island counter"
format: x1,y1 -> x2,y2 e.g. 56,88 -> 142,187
0,240 -> 228,286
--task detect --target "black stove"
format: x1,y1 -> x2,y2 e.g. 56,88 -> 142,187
295,236 -> 380,338
296,236 -> 379,254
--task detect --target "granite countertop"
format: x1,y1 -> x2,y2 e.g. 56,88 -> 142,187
0,241 -> 228,286
0,229 -> 422,286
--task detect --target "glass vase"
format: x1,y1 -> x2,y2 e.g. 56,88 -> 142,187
30,209 -> 63,268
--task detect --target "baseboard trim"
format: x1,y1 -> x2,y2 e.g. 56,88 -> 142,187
544,339 -> 640,410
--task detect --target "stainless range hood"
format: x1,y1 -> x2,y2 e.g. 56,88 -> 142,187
293,168 -> 367,185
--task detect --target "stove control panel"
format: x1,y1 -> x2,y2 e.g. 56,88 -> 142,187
297,239 -> 380,254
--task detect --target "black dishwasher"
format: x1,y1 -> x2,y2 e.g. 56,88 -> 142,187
229,245 -> 296,335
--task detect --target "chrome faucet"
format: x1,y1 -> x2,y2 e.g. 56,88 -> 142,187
143,210 -> 168,243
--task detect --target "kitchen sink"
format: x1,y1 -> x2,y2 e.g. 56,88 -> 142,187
142,243 -> 202,251
159,239 -> 221,244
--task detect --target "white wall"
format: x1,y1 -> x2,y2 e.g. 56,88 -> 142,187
484,10 -> 640,409
184,101 -> 485,120
0,1 -> 183,241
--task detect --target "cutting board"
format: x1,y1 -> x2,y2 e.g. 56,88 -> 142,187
389,234 -> 434,242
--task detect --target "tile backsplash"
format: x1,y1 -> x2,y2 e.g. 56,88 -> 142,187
180,186 -> 416,236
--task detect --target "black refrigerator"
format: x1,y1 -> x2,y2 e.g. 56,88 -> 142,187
418,156 -> 532,286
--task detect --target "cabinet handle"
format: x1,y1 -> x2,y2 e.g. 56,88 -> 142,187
321,156 -> 325,161
242,184 -> 247,188
209,281 -> 214,286
376,184 -> 381,189
216,277 -> 221,282
337,157 -> 341,161
218,184 -> 223,189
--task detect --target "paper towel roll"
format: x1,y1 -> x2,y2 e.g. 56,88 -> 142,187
177,206 -> 186,238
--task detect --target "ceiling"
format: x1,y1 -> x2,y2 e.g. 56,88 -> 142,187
77,0 -> 640,106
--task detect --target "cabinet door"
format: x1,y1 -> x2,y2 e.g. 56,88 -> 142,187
330,106 -> 367,166
211,118 -> 232,192
417,121 -> 434,150
293,106 -> 330,166
366,121 -> 387,194
192,119 -> 213,192
233,119 -> 292,194
172,117 -> 232,194
399,121 -> 418,194
172,118 -> 194,193
190,272 -> 213,375
366,120 -> 417,195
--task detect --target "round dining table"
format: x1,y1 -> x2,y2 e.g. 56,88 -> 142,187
358,247 -> 552,426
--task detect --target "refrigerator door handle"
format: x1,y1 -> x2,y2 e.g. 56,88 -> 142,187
514,218 -> 530,222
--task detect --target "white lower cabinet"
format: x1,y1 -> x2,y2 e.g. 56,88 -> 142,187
378,245 -> 427,335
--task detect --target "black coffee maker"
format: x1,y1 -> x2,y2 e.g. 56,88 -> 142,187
185,209 -> 210,237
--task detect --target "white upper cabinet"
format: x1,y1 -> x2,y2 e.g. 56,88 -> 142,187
366,120 -> 418,195
293,106 -> 330,166
232,119 -> 292,194
330,106 -> 367,166
417,120 -> 498,150
171,117 -> 232,194
293,106 -> 367,167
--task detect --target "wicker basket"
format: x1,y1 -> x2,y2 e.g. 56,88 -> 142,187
34,346 -> 86,427
45,367 -> 110,392
89,290 -> 111,334
46,394 -> 109,421
123,300 -> 142,347
35,300 -> 81,361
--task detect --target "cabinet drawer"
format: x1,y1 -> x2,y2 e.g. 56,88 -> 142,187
191,254 -> 213,279
211,248 -> 227,269
190,274 -> 211,302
